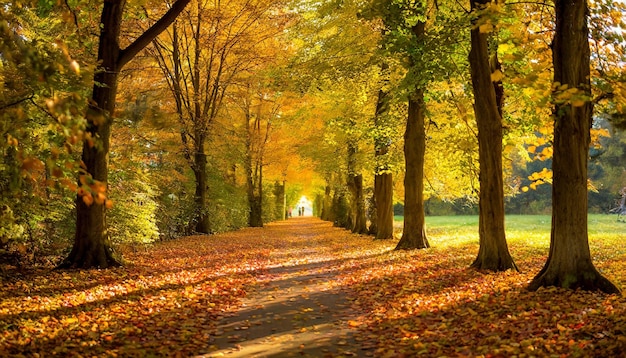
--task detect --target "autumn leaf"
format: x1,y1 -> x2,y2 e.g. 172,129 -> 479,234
491,69 -> 504,82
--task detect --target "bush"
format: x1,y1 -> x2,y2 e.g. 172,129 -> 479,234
108,169 -> 160,245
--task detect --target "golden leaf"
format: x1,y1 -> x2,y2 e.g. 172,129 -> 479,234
491,70 -> 504,82
479,23 -> 493,33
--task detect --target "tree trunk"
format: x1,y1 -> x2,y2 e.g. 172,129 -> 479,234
396,89 -> 429,250
528,0 -> 619,293
368,192 -> 377,236
373,86 -> 394,240
249,196 -> 263,227
59,1 -> 124,269
59,0 -> 191,269
193,142 -> 211,233
374,173 -> 394,239
332,187 -> 351,228
245,152 -> 263,228
351,174 -> 368,234
346,140 -> 365,232
252,162 -> 264,227
468,0 -> 517,272
321,185 -> 332,221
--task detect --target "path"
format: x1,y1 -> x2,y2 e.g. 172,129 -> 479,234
204,218 -> 373,357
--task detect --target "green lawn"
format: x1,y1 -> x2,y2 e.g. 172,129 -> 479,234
394,214 -> 625,251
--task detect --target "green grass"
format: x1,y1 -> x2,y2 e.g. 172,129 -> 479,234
394,214 -> 625,251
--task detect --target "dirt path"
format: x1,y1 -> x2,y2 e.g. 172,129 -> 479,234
204,218 -> 373,357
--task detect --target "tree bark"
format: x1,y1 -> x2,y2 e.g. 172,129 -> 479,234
373,87 -> 394,240
396,21 -> 429,250
251,163 -> 264,227
528,0 -> 619,293
332,186 -> 351,229
346,140 -> 366,234
321,185 -> 332,221
59,1 -> 124,269
468,0 -> 517,272
351,174 -> 368,234
244,124 -> 263,228
193,141 -> 211,233
59,0 -> 191,269
396,88 -> 429,250
374,173 -> 394,239
367,193 -> 378,236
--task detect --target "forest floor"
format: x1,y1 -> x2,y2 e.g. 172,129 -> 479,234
1,216 -> 626,357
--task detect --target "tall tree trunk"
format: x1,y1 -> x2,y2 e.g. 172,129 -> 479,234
346,140 -> 366,233
396,21 -> 429,250
373,86 -> 394,240
396,88 -> 429,250
528,0 -> 619,293
275,181 -> 285,221
468,0 -> 517,272
248,192 -> 263,227
375,173 -> 394,239
368,193 -> 378,236
243,98 -> 266,228
351,174 -> 368,234
255,163 -> 264,226
332,186 -> 351,229
59,0 -> 191,269
244,144 -> 263,227
321,185 -> 332,221
60,1 -> 123,269
193,140 -> 211,233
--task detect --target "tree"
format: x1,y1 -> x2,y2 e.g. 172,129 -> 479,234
467,0 -> 517,271
59,0 -> 192,269
150,0 -> 284,233
396,76 -> 429,250
371,78 -> 395,240
1,3 -> 91,263
238,88 -> 278,227
347,138 -> 368,234
395,18 -> 430,250
528,0 -> 619,293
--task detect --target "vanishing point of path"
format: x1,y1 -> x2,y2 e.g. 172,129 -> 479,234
205,217 -> 375,357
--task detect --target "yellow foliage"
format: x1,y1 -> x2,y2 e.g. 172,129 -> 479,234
479,23 -> 493,33
491,69 -> 504,82
539,146 -> 552,160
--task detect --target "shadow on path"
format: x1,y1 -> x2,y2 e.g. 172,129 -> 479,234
204,217 -> 372,358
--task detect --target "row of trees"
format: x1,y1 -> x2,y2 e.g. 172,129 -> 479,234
1,0 -> 302,267
1,0 -> 625,293
300,0 -> 624,293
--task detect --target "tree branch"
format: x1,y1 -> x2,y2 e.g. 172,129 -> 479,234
593,92 -> 614,104
117,0 -> 191,69
0,94 -> 33,111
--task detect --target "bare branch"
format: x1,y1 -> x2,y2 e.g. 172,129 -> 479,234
118,0 -> 192,69
0,94 -> 34,111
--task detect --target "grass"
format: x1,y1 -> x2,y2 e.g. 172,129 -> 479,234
394,214 -> 626,251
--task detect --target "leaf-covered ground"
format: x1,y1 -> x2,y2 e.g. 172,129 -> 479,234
1,217 -> 625,357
